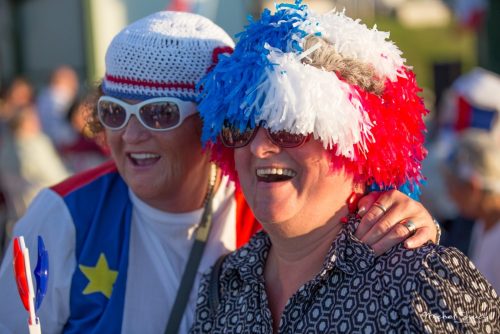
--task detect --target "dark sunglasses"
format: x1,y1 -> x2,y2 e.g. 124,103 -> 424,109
220,122 -> 310,148
97,96 -> 197,131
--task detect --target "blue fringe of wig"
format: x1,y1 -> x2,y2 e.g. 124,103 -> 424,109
197,0 -> 313,144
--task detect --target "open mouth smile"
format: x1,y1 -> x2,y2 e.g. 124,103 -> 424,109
256,167 -> 297,182
128,153 -> 161,166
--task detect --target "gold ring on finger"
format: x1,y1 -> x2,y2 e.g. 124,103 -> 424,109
373,202 -> 387,214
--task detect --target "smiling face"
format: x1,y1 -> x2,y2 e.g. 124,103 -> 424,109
105,99 -> 210,212
235,128 -> 355,235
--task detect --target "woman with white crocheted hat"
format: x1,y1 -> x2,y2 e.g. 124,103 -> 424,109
0,10 -> 438,334
191,2 -> 500,333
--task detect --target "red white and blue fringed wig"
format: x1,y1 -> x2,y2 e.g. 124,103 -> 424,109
198,1 -> 428,198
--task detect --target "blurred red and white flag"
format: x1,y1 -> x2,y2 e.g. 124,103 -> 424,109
165,0 -> 220,19
453,0 -> 487,30
166,0 -> 196,12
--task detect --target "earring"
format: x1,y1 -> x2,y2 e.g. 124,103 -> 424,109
346,191 -> 362,214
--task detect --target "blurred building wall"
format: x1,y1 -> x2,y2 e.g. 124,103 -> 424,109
85,0 -> 129,84
0,0 -> 15,88
0,0 -> 390,91
86,0 -> 252,82
257,0 -> 375,21
0,0 -> 85,89
0,0 -> 253,90
23,0 -> 85,84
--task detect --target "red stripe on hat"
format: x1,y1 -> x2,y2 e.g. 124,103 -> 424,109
207,46 -> 234,73
105,74 -> 196,91
456,95 -> 471,132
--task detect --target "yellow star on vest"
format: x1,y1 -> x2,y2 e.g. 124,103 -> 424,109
79,253 -> 118,299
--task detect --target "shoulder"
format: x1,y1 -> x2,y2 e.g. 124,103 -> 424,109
380,244 -> 500,332
50,160 -> 120,197
215,232 -> 269,294
413,245 -> 499,299
377,242 -> 434,267
374,242 -> 496,292
211,231 -> 269,289
12,187 -> 77,253
370,244 -> 500,331
1,189 -> 75,333
225,230 -> 269,269
192,232 -> 270,333
14,187 -> 74,233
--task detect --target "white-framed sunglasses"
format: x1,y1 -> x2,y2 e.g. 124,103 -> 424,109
97,96 -> 198,131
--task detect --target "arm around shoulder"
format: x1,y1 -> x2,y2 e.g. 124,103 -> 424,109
408,246 -> 500,333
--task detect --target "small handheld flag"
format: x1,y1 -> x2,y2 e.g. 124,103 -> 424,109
13,236 -> 49,334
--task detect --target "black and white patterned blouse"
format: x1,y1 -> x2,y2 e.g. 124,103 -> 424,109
191,215 -> 500,333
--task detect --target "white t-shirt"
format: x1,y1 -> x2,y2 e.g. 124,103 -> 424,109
0,176 -> 237,334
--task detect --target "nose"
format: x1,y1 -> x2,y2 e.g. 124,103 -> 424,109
249,128 -> 280,158
121,115 -> 151,143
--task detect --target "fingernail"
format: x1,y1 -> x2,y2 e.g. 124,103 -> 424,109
358,206 -> 366,216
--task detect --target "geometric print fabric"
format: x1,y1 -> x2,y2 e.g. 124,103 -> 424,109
191,215 -> 500,333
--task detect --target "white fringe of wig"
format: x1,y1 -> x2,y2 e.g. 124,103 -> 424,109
312,10 -> 406,82
246,46 -> 374,159
239,9 -> 408,159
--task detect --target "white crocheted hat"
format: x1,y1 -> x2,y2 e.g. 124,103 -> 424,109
103,11 -> 234,101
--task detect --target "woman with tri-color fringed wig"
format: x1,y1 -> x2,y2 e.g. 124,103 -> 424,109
191,2 -> 500,333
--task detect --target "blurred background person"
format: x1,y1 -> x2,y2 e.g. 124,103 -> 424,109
0,103 -> 69,253
36,65 -> 80,150
0,77 -> 36,257
422,67 -> 500,253
0,77 -> 34,122
442,129 -> 500,293
58,91 -> 109,173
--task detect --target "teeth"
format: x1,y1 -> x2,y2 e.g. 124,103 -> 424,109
130,153 -> 160,160
256,168 -> 296,177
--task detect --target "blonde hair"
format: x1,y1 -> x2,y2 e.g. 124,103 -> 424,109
303,36 -> 385,96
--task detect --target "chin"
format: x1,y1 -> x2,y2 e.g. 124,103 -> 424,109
128,179 -> 156,196
254,208 -> 293,226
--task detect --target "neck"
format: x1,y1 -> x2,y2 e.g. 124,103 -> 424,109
145,161 -> 220,213
267,219 -> 343,264
264,209 -> 347,331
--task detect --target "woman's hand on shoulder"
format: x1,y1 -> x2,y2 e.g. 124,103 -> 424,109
354,190 -> 438,256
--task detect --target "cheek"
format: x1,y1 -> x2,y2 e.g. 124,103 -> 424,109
105,130 -> 121,157
296,150 -> 330,179
173,117 -> 204,150
234,149 -> 249,178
